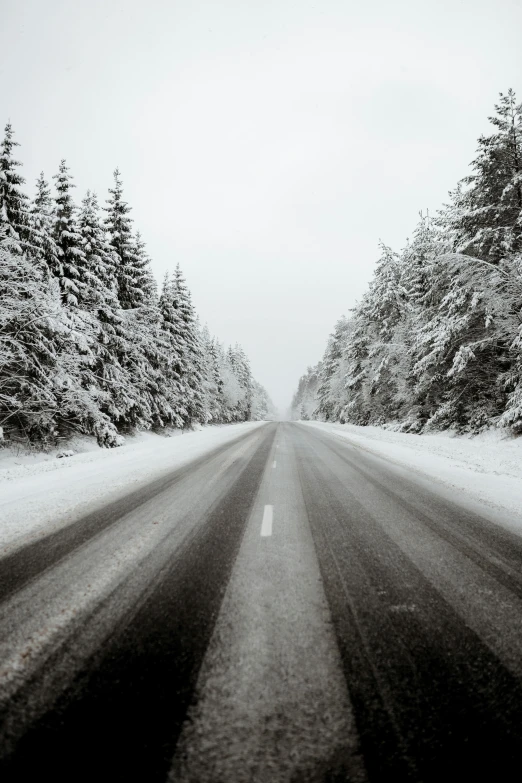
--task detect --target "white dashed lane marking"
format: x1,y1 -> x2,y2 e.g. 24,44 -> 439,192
260,505 -> 273,537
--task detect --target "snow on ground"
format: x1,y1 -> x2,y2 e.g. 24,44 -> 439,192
0,423 -> 267,555
302,421 -> 522,526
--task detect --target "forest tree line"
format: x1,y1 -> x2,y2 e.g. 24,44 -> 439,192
292,91 -> 522,434
0,124 -> 274,448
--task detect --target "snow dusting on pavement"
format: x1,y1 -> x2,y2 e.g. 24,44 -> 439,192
302,422 -> 522,526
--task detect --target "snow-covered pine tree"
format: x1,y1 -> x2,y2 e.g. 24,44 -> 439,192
226,344 -> 254,421
0,232 -> 120,446
410,252 -> 517,432
498,252 -> 522,432
53,160 -> 85,306
171,264 -> 207,425
199,324 -> 225,422
316,317 -> 353,422
251,380 -> 275,420
390,216 -> 451,429
157,272 -> 186,427
30,173 -> 60,275
76,190 -> 143,442
103,176 -> 171,429
215,339 -> 238,421
440,90 -> 522,263
0,123 -> 35,253
235,345 -> 254,420
220,346 -> 244,421
105,169 -> 147,309
290,364 -> 321,420
134,231 -> 158,305
0,233 -> 58,441
401,212 -> 449,307
77,191 -> 117,303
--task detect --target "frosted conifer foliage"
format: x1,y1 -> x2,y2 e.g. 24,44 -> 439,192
292,91 -> 522,435
0,124 -> 35,253
0,123 -> 271,448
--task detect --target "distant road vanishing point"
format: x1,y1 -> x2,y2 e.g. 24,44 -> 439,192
2,422 -> 522,782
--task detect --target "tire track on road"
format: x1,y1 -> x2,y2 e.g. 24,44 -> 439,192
0,425 -> 267,602
294,424 -> 522,782
0,426 -> 276,782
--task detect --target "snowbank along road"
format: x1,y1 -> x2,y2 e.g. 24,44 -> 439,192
1,422 -> 522,782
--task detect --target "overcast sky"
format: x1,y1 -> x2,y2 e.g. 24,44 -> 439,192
2,0 -> 522,412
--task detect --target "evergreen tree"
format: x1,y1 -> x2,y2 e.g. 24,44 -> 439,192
53,160 -> 85,306
440,90 -> 522,262
199,324 -> 225,422
134,231 -> 157,305
78,190 -> 117,300
171,264 -> 207,425
0,123 -> 34,252
158,272 -> 186,426
221,346 -> 245,421
317,317 -> 352,422
0,238 -> 121,446
105,169 -> 147,309
251,379 -> 275,420
30,173 -> 60,275
410,252 -> 516,431
77,190 -> 140,440
291,364 -> 322,420
0,120 -> 271,446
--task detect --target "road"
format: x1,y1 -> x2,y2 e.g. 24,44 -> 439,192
1,422 -> 522,782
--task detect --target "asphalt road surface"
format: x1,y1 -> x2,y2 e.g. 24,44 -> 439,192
1,422 -> 522,782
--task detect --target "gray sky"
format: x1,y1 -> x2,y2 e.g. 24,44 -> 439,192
2,0 -> 522,412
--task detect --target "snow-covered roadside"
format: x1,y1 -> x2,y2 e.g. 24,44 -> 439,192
0,423 -> 267,554
302,421 -> 522,525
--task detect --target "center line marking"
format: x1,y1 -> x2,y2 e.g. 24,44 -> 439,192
272,460 -> 277,468
260,505 -> 273,537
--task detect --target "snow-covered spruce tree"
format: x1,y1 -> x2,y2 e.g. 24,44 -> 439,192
291,363 -> 322,420
498,252 -> 522,432
77,191 -> 117,303
0,232 -> 119,446
353,243 -> 409,425
105,169 -> 148,309
104,172 -> 171,431
0,123 -> 35,253
0,232 -> 59,442
47,178 -> 125,445
76,191 -> 141,443
401,212 -> 449,308
388,215 -> 452,430
53,160 -> 86,306
157,272 -> 186,427
170,264 -> 207,425
0,128 -> 270,444
134,231 -> 157,305
226,344 -> 254,421
316,317 -> 354,422
292,92 -> 522,435
30,173 -> 60,276
440,90 -> 522,263
251,380 -> 268,420
220,346 -> 245,421
410,252 -> 521,432
199,324 -> 226,423
251,380 -> 275,420
216,340 -> 239,421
